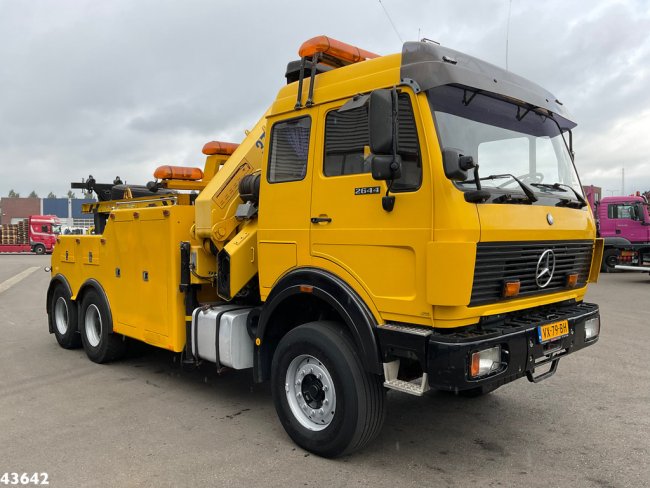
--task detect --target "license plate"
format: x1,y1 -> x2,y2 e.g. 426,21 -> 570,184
537,320 -> 569,343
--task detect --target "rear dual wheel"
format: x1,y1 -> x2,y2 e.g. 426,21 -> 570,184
50,286 -> 81,349
79,289 -> 126,363
271,322 -> 386,458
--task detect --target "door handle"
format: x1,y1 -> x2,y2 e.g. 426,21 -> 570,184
311,217 -> 332,224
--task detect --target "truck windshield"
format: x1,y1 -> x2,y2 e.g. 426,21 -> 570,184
52,225 -> 62,235
428,85 -> 582,199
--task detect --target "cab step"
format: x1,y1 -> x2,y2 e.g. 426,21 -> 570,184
382,359 -> 430,396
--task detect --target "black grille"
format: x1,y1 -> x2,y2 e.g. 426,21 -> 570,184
470,240 -> 594,306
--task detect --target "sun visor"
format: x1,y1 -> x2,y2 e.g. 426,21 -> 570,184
400,42 -> 576,131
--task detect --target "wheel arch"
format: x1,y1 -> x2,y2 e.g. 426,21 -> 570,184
603,236 -> 632,248
253,267 -> 382,383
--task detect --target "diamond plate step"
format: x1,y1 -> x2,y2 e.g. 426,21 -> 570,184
383,359 -> 430,396
384,377 -> 430,396
380,323 -> 432,336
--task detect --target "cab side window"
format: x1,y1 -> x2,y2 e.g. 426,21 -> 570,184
268,116 -> 311,183
608,204 -> 639,220
323,93 -> 422,191
324,105 -> 369,176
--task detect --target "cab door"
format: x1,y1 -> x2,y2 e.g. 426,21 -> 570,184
611,202 -> 645,242
309,91 -> 432,324
258,114 -> 315,299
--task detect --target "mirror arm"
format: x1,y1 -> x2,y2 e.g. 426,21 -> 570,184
382,88 -> 400,213
305,53 -> 320,107
473,165 -> 482,191
391,88 -> 398,163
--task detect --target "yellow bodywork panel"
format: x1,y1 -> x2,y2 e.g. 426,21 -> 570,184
426,242 -> 476,306
220,220 -> 258,300
190,242 -> 216,285
476,205 -> 596,241
52,205 -> 196,352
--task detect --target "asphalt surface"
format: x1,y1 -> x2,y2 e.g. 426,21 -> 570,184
0,254 -> 648,488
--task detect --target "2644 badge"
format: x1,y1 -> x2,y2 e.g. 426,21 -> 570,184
354,186 -> 381,195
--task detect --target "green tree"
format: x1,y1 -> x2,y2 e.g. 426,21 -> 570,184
47,192 -> 56,198
8,189 -> 19,197
28,190 -> 38,198
67,190 -> 77,199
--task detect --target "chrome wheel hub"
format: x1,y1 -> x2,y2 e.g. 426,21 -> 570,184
84,304 -> 102,348
285,354 -> 336,431
54,297 -> 69,335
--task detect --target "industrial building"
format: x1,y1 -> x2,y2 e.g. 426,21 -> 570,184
0,197 -> 96,227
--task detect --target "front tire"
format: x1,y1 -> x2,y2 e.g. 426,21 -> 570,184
271,321 -> 386,458
49,285 -> 81,349
33,244 -> 46,255
80,289 -> 126,363
602,248 -> 619,273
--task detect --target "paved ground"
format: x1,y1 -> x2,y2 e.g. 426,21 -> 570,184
0,254 -> 648,488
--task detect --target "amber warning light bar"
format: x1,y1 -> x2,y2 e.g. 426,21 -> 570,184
294,36 -> 380,110
202,141 -> 239,156
299,35 -> 378,67
153,166 -> 203,181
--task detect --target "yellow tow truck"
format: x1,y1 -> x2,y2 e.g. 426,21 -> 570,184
46,36 -> 603,457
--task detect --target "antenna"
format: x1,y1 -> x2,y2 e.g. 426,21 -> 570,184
505,0 -> 512,70
378,0 -> 403,43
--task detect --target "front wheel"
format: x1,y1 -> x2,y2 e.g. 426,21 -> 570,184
33,244 -> 46,255
601,248 -> 619,273
271,321 -> 386,458
80,289 -> 126,363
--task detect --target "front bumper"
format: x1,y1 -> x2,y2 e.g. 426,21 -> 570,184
376,301 -> 600,392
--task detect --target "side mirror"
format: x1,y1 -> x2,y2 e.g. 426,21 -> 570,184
368,89 -> 394,154
636,204 -> 646,223
442,148 -> 476,181
369,154 -> 402,180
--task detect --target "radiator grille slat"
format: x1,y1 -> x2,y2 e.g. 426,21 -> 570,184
470,240 -> 594,306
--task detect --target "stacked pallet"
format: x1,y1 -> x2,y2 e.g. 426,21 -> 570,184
0,219 -> 29,245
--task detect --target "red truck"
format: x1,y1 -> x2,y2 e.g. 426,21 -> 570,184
0,215 -> 61,254
584,186 -> 650,273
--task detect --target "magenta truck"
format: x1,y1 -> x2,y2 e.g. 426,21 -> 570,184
584,186 -> 650,273
0,215 -> 61,254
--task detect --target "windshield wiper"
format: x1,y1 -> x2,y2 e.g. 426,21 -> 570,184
552,183 -> 587,207
530,183 -> 566,192
466,174 -> 538,203
531,182 -> 588,208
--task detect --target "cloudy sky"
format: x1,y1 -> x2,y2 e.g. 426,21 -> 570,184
1,0 -> 649,198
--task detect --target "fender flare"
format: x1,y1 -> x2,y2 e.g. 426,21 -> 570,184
254,267 -> 382,382
603,236 -> 632,248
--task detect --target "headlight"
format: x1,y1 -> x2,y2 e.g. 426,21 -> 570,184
470,346 -> 502,378
584,317 -> 600,341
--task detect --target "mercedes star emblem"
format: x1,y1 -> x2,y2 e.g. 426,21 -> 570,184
536,250 -> 556,288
